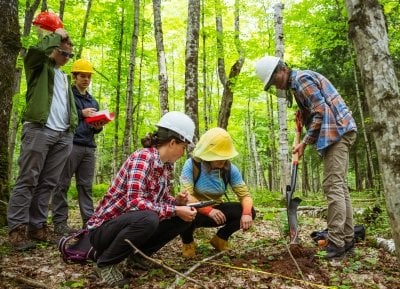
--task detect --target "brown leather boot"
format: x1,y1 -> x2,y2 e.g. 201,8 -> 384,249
9,225 -> 36,251
28,225 -> 57,243
210,235 -> 229,251
182,241 -> 196,258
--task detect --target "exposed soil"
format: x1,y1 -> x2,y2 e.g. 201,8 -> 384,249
1,215 -> 399,289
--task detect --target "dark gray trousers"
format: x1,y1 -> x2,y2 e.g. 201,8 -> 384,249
7,123 -> 73,231
52,144 -> 96,226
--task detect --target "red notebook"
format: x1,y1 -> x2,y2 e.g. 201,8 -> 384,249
85,110 -> 115,125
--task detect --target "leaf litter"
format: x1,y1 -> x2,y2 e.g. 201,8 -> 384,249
0,213 -> 399,289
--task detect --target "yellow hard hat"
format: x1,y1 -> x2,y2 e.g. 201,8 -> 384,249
193,127 -> 238,161
71,59 -> 94,74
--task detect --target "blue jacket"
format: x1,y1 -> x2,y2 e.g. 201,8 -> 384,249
72,86 -> 102,148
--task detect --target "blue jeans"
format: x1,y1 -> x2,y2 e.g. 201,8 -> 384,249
7,123 -> 73,231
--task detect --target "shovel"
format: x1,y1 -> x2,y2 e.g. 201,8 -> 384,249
286,111 -> 302,244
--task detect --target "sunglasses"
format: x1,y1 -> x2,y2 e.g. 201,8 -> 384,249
57,48 -> 74,58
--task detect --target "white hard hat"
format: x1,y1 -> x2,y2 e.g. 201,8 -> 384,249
156,111 -> 195,144
255,56 -> 280,89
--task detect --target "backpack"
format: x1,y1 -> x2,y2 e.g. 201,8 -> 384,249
191,158 -> 231,200
310,224 -> 366,244
58,229 -> 98,264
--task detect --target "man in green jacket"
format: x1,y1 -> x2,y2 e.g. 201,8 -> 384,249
7,27 -> 78,251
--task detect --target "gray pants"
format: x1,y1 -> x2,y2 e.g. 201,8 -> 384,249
52,144 -> 96,226
7,123 -> 73,232
323,131 -> 357,247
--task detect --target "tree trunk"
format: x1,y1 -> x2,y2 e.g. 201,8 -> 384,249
0,0 -> 21,226
76,0 -> 92,59
351,51 -> 375,189
184,0 -> 200,138
112,4 -> 125,174
267,93 -> 278,191
273,3 -> 290,199
200,0 -> 209,131
153,0 -> 169,114
123,0 -> 140,158
59,0 -> 66,20
216,0 -> 244,129
345,0 -> 400,262
9,0 -> 40,182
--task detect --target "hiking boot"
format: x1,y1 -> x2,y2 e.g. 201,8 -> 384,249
127,253 -> 157,270
28,225 -> 57,244
324,242 -> 345,259
8,225 -> 36,251
182,241 -> 196,258
96,264 -> 129,287
345,239 -> 355,254
210,235 -> 229,251
54,223 -> 78,236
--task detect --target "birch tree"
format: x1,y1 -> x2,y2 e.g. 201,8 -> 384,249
273,3 -> 290,199
0,0 -> 21,226
345,0 -> 400,261
153,0 -> 169,114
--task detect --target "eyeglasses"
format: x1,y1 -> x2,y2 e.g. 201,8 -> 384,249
57,48 -> 74,58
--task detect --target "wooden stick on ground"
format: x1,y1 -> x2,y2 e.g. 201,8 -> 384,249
168,250 -> 225,289
274,219 -> 305,281
1,271 -> 48,288
124,239 -> 207,289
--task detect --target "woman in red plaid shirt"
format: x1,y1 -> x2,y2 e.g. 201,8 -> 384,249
87,111 -> 197,287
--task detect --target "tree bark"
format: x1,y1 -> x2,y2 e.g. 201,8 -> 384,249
153,0 -> 169,114
345,0 -> 400,262
0,0 -> 21,226
185,0 -> 200,138
112,4 -> 125,174
216,0 -> 244,129
273,3 -> 290,199
200,0 -> 209,131
123,0 -> 140,158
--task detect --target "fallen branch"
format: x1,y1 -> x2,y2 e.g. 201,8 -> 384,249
124,239 -> 206,288
1,271 -> 48,288
168,250 -> 225,289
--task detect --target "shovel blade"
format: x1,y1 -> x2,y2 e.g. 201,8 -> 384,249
288,197 -> 302,244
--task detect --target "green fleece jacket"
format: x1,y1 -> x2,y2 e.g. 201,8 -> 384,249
23,33 -> 78,131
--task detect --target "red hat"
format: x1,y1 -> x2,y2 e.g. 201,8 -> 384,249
33,11 -> 63,32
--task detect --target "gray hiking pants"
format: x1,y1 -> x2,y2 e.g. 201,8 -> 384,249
323,131 -> 357,247
52,144 -> 96,226
7,123 -> 73,232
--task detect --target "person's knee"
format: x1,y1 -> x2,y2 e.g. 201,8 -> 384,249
132,211 -> 159,234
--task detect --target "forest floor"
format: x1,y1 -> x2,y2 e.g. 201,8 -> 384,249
0,205 -> 399,289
